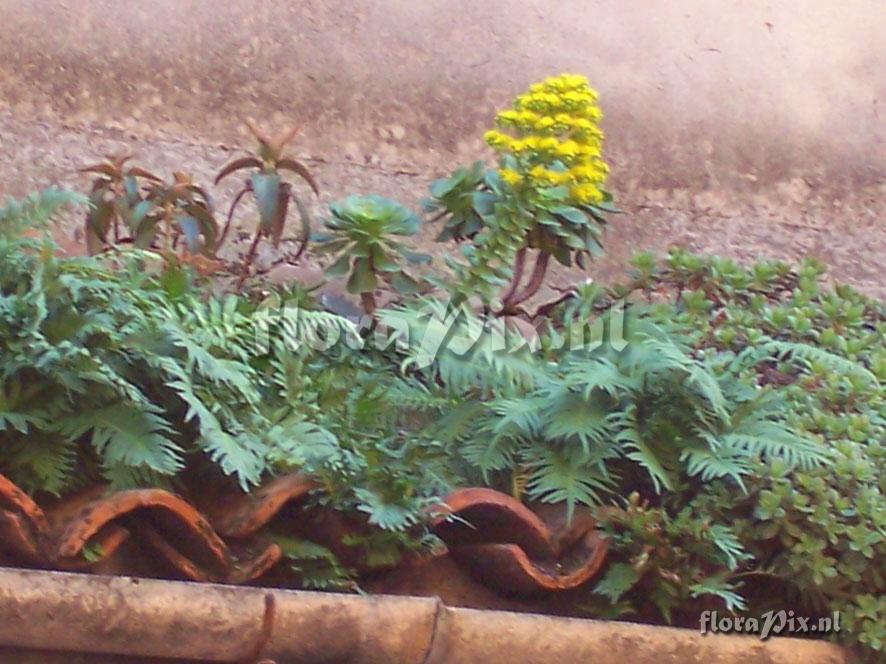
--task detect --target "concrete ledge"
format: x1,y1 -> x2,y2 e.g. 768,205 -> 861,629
0,567 -> 851,663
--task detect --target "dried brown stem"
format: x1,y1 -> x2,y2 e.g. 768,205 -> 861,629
360,291 -> 378,317
236,229 -> 263,289
220,185 -> 250,248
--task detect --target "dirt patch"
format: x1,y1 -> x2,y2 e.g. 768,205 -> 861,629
1,110 -> 883,300
1,0 -> 884,189
0,0 -> 883,297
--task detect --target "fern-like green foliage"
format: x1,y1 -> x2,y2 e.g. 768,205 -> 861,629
0,188 -> 86,237
576,251 -> 884,660
0,190 -> 323,491
2,190 -> 881,656
1,194 -> 454,587
389,297 -> 827,521
586,493 -> 752,622
272,535 -> 356,591
1,193 -> 174,490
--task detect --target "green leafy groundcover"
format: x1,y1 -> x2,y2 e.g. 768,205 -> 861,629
0,191 -> 882,659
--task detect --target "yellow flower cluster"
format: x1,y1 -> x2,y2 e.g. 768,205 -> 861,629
484,74 -> 608,205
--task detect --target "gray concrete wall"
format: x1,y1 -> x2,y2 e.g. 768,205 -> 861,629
0,0 -> 883,194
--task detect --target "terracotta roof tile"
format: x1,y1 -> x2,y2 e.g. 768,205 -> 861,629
0,472 -> 608,599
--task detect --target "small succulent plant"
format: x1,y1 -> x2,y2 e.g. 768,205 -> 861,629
81,154 -> 162,254
313,195 -> 430,315
215,120 -> 319,286
81,155 -> 218,258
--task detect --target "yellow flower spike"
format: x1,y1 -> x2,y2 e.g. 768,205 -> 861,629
500,168 -> 523,186
496,110 -> 521,127
569,163 -> 606,183
528,165 -> 564,187
571,183 -> 604,204
484,130 -> 512,151
536,137 -> 559,153
577,144 -> 602,159
535,116 -> 556,132
486,73 -> 608,203
509,139 -> 527,154
555,140 -> 581,161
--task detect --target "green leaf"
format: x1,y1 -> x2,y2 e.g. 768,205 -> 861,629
371,245 -> 400,273
177,215 -> 202,252
325,253 -> 352,277
551,206 -> 587,225
127,200 -> 155,231
690,577 -> 747,612
60,403 -> 183,476
354,488 -> 422,531
525,446 -> 614,521
251,173 -> 282,235
401,249 -> 432,265
390,271 -> 420,294
346,257 -> 378,294
593,563 -> 640,602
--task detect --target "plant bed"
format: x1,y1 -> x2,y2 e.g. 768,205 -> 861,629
0,74 -> 882,661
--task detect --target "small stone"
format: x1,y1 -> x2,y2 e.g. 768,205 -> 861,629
268,264 -> 324,286
389,124 -> 406,141
343,141 -> 360,160
778,177 -> 812,205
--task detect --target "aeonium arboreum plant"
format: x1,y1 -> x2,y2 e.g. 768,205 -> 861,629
215,119 -> 320,286
422,161 -> 499,242
312,195 -> 430,315
431,74 -> 618,313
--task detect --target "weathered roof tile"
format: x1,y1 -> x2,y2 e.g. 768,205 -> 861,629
0,472 -> 608,598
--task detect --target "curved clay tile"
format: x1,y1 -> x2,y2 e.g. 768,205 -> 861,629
0,474 -> 48,529
53,489 -> 232,574
200,473 -> 317,539
41,485 -> 132,569
431,488 -> 609,595
225,539 -> 284,584
450,529 -> 609,595
0,474 -> 48,561
0,473 -> 309,583
0,472 -> 608,597
431,488 -> 555,559
0,509 -> 43,562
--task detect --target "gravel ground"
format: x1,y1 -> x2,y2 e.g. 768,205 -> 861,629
1,109 -> 883,302
0,1 -> 882,301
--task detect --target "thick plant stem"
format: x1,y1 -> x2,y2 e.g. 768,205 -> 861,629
510,251 -> 550,309
360,292 -> 377,316
501,247 -> 528,309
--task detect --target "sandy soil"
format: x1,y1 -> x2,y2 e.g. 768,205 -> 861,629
1,108 -> 883,301
0,1 -> 883,299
